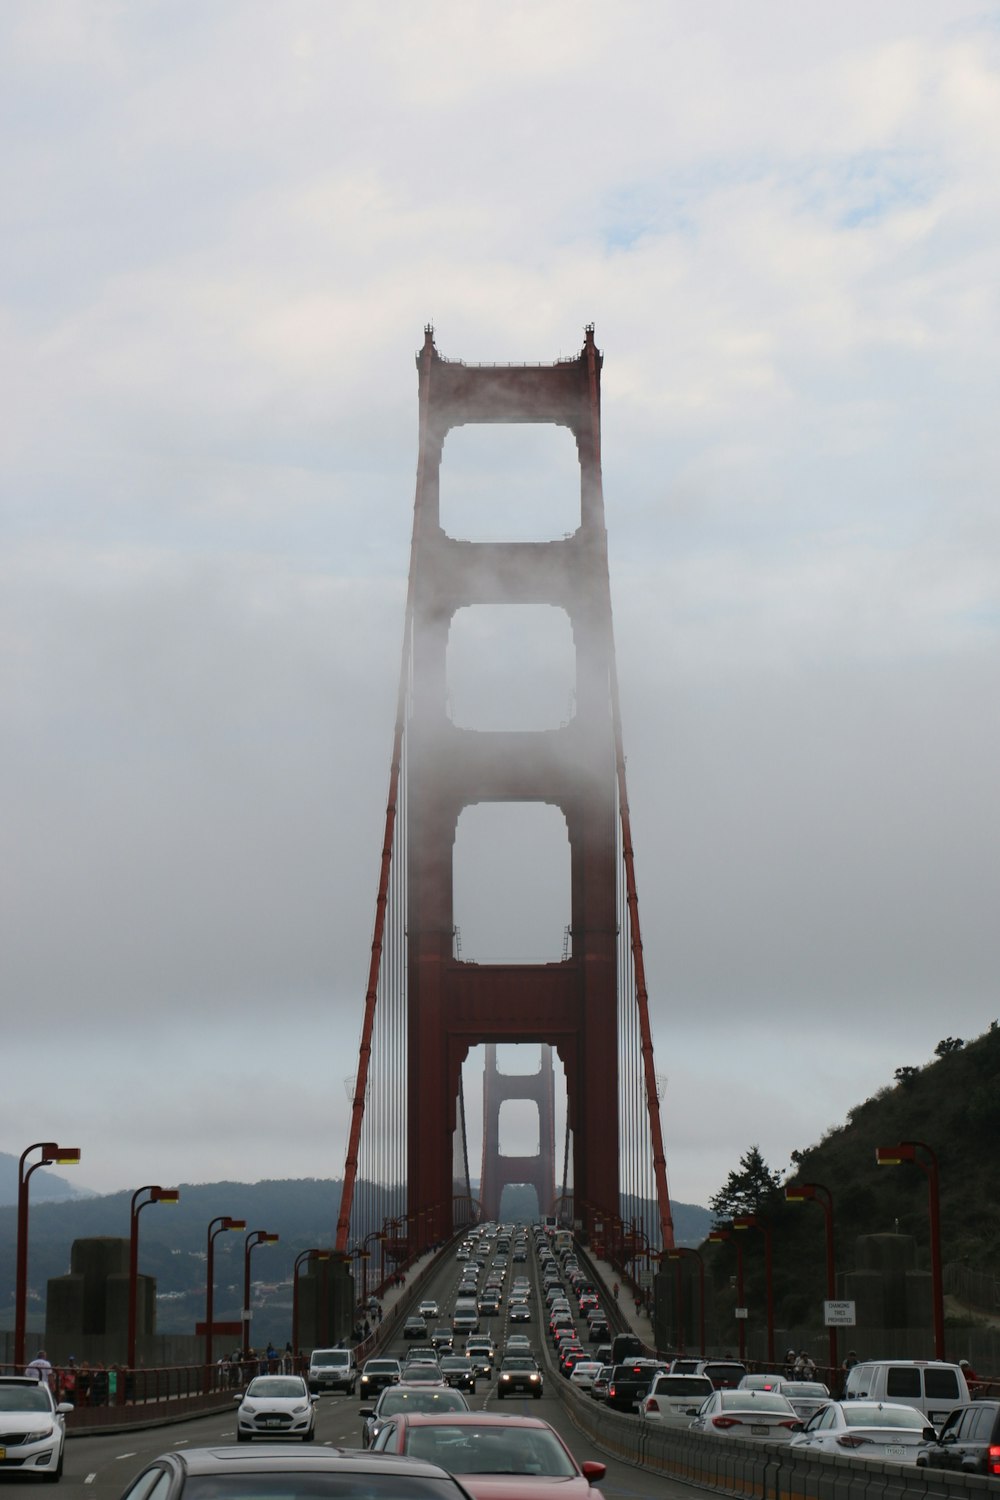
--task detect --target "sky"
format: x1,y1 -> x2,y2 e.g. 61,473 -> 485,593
2,2 -> 999,1217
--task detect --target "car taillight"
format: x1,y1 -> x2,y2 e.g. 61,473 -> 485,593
646,1399 -> 659,1412
712,1416 -> 740,1429
836,1434 -> 869,1448
778,1420 -> 799,1429
608,1385 -> 616,1397
989,1445 -> 1000,1477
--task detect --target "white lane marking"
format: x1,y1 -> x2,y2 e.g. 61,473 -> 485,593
85,1474 -> 97,1484
173,1439 -> 190,1445
116,1452 -> 138,1460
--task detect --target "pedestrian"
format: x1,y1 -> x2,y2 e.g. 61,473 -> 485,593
24,1349 -> 53,1387
783,1348 -> 797,1380
960,1358 -> 979,1384
841,1349 -> 858,1372
612,1282 -> 619,1301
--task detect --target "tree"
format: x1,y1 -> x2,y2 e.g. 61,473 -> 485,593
934,1036 -> 965,1057
894,1065 -> 920,1084
709,1145 -> 782,1224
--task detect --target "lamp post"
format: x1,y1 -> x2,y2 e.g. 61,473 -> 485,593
128,1185 -> 179,1368
292,1249 -> 330,1357
785,1182 -> 838,1374
15,1142 -> 81,1368
243,1230 -> 279,1355
205,1215 -> 247,1380
668,1247 -> 706,1356
875,1140 -> 944,1359
733,1215 -> 775,1365
708,1226 -> 746,1361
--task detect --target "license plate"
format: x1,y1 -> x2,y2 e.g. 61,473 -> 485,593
751,1425 -> 769,1436
265,1419 -> 283,1428
0,1448 -> 5,1460
884,1446 -> 905,1458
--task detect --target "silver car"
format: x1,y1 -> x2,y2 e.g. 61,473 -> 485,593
790,1399 -> 936,1463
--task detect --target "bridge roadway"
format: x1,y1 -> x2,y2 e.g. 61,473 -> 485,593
13,1234 -> 697,1500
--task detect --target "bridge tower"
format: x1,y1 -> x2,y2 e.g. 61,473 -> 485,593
406,326 -> 621,1247
479,1044 -> 556,1223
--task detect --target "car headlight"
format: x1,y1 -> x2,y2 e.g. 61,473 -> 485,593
500,1373 -> 511,1381
529,1374 -> 540,1383
30,1426 -> 55,1441
292,1404 -> 308,1414
242,1403 -> 256,1415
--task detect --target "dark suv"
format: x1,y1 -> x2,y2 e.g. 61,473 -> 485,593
606,1360 -> 665,1412
918,1401 -> 1000,1476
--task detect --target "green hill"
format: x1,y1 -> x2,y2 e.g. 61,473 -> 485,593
700,1021 -> 1000,1337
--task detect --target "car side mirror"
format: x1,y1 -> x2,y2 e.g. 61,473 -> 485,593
581,1463 -> 606,1484
359,1407 -> 374,1418
233,1394 -> 242,1403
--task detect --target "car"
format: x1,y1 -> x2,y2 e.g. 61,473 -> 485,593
640,1373 -> 715,1426
917,1400 -> 1000,1475
589,1366 -> 612,1403
399,1365 -> 448,1386
360,1384 -> 472,1448
431,1327 -> 455,1351
843,1359 -> 971,1426
307,1346 -> 357,1395
117,1445 -> 483,1500
605,1360 -> 665,1412
504,1335 -> 532,1356
689,1389 -> 803,1443
771,1379 -> 831,1420
790,1399 -> 935,1463
568,1361 -> 604,1393
404,1348 -> 441,1368
0,1373 -> 72,1481
464,1338 -> 496,1378
497,1356 -> 544,1399
509,1302 -> 531,1323
235,1374 -> 318,1442
359,1359 -> 403,1399
696,1359 -> 748,1390
438,1357 -> 477,1393
587,1318 -> 609,1342
477,1294 -> 501,1315
419,1300 -> 441,1319
404,1316 -> 429,1340
368,1411 -> 606,1499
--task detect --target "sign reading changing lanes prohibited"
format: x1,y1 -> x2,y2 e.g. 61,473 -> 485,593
824,1299 -> 856,1326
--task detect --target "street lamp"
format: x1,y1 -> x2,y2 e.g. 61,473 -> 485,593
292,1249 -> 330,1357
205,1215 -> 247,1380
875,1140 -> 944,1359
243,1230 -> 279,1355
358,1230 -> 386,1305
785,1182 -> 838,1374
733,1215 -> 775,1365
708,1226 -> 746,1361
15,1142 -> 81,1368
128,1185 -> 179,1368
668,1247 -> 706,1356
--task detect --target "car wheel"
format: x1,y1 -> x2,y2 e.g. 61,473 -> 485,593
303,1429 -> 315,1443
236,1431 -> 250,1444
533,1391 -> 541,1399
497,1390 -> 504,1400
470,1383 -> 476,1394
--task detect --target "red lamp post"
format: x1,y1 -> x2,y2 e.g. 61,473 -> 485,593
708,1226 -> 746,1361
205,1215 -> 246,1380
785,1182 -> 838,1375
128,1185 -> 179,1368
875,1140 -> 944,1359
668,1247 -> 706,1356
243,1230 -> 279,1355
292,1249 -> 330,1356
733,1214 -> 775,1365
15,1142 -> 81,1368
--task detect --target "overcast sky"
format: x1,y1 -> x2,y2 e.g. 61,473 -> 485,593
3,2 -> 998,1219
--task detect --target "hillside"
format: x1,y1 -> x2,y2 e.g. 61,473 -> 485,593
701,1021 -> 1000,1330
0,1153 -> 97,1206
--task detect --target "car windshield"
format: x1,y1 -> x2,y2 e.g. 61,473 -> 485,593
844,1406 -> 926,1429
378,1390 -> 468,1416
783,1382 -> 828,1397
183,1477 -> 464,1500
501,1360 -> 536,1371
245,1379 -> 308,1399
310,1354 -> 345,1367
405,1425 -> 576,1477
0,1388 -> 53,1412
366,1362 -> 400,1374
654,1377 -> 713,1396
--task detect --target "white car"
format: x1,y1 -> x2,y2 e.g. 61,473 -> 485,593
568,1360 -> 604,1393
418,1299 -> 440,1318
641,1372 -> 714,1426
0,1375 -> 72,1480
790,1399 -> 936,1463
689,1389 -> 803,1442
235,1374 -> 318,1442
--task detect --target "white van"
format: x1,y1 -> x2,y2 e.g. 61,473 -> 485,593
452,1297 -> 479,1335
843,1360 -> 969,1426
307,1346 -> 357,1394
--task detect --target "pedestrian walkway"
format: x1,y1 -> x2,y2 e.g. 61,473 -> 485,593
583,1251 -> 658,1353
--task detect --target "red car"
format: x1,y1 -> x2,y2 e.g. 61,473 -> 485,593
369,1412 -> 606,1500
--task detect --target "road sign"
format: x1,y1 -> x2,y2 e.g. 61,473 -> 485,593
638,1269 -> 654,1288
734,1307 -> 749,1319
824,1300 -> 856,1326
